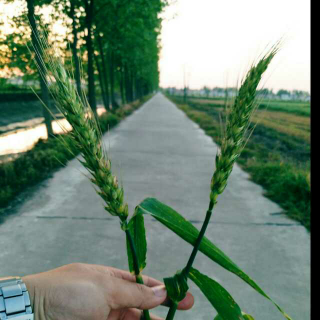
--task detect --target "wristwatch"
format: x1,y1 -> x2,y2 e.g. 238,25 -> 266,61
0,277 -> 34,320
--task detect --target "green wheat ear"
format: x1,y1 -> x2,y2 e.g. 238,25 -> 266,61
32,32 -> 153,320
210,48 -> 279,202
33,35 -> 128,221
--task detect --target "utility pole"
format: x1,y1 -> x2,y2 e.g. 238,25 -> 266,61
183,65 -> 188,103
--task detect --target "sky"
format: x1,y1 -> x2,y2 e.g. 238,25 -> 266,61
159,0 -> 310,92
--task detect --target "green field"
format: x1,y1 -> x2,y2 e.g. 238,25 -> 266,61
258,100 -> 310,116
169,96 -> 311,230
189,97 -> 310,116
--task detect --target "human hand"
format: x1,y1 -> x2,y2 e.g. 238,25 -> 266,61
22,263 -> 194,320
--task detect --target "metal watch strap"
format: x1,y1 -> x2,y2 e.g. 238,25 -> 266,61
0,277 -> 34,320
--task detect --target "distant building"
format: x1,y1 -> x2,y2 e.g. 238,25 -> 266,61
279,93 -> 292,101
164,86 -> 310,102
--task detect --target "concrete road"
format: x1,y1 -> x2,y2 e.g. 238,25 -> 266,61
0,93 -> 310,319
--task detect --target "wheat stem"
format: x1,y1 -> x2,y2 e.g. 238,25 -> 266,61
125,227 -> 151,320
166,47 -> 279,320
32,34 -> 151,320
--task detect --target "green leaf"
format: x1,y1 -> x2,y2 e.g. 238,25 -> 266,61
241,313 -> 255,320
189,268 -> 244,320
214,312 -> 255,320
136,198 -> 292,320
126,214 -> 147,273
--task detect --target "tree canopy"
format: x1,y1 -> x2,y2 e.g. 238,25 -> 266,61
0,0 -> 167,115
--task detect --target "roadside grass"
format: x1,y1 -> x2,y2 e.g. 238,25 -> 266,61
169,96 -> 310,230
0,96 -> 150,214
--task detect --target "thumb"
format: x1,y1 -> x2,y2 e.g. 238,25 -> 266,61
108,278 -> 167,310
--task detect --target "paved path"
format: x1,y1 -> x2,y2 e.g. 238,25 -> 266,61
0,93 -> 310,319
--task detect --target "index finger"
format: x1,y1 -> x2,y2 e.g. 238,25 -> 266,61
92,264 -> 163,287
91,264 -> 194,310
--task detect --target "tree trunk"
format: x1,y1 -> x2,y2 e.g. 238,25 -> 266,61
27,0 -> 53,138
108,50 -> 117,109
130,69 -> 134,101
124,64 -> 132,103
70,0 -> 82,98
84,0 -> 97,114
97,36 -> 110,110
94,53 -> 108,110
119,65 -> 125,105
135,76 -> 141,100
132,73 -> 137,101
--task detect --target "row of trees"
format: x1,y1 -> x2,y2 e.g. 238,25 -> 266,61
165,86 -> 310,101
0,0 -> 167,135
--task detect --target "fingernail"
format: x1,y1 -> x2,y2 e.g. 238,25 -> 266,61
152,285 -> 167,298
